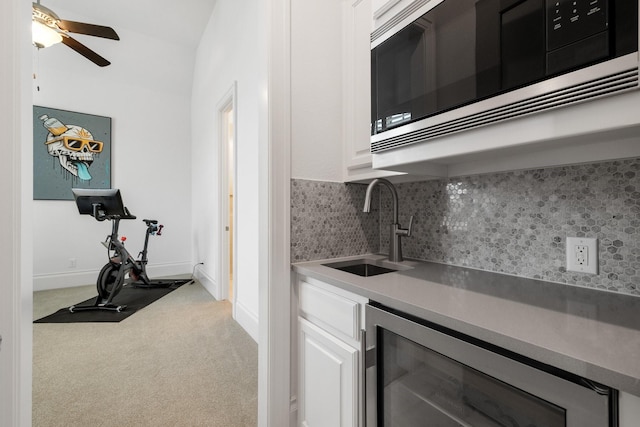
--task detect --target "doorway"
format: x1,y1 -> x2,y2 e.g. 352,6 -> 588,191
218,82 -> 237,313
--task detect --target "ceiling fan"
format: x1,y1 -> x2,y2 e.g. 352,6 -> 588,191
32,1 -> 120,67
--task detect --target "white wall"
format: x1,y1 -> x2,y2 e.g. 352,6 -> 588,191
191,0 -> 261,341
32,8 -> 194,290
290,0 -> 344,182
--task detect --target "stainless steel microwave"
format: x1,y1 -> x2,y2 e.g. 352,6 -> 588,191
370,0 -> 639,154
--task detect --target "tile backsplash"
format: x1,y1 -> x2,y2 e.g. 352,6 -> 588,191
291,158 -> 640,295
291,179 -> 379,261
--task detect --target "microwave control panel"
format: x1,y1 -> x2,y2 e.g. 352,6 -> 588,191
546,0 -> 608,51
546,0 -> 609,74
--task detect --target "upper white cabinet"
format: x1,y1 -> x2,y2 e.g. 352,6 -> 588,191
343,0 -> 404,182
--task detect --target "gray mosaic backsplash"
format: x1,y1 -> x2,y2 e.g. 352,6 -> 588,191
290,179 -> 379,262
291,158 -> 640,295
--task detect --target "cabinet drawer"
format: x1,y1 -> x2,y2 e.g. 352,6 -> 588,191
299,279 -> 363,342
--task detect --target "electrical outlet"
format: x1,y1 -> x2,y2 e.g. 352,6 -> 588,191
575,245 -> 588,265
566,237 -> 598,274
68,258 -> 77,269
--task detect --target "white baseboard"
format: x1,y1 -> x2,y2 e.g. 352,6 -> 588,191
145,262 -> 193,279
33,262 -> 193,292
235,300 -> 259,343
33,270 -> 98,291
195,268 -> 219,299
194,268 -> 258,342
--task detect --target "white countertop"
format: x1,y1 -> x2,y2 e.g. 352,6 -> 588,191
293,254 -> 640,397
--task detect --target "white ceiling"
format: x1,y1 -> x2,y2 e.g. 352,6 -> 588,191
40,0 -> 218,48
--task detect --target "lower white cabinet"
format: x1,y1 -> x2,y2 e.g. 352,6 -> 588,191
293,276 -> 640,427
295,276 -> 368,427
298,318 -> 358,427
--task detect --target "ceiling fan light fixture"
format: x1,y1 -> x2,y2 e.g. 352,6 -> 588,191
32,20 -> 63,48
31,1 -> 118,66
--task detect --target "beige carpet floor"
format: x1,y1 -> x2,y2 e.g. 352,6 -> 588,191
33,281 -> 258,426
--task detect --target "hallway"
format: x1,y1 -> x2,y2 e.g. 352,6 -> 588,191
33,282 -> 258,427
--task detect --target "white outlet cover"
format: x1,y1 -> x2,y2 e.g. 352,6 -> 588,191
566,237 -> 598,274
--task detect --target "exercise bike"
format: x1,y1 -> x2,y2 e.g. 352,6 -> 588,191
70,188 -> 191,313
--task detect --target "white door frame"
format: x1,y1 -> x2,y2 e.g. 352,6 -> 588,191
217,81 -> 238,311
259,0 -> 292,424
3,0 -> 33,424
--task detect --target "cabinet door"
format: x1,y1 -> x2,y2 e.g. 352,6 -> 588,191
298,317 -> 359,427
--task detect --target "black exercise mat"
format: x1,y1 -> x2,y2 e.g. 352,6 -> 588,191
34,279 -> 193,323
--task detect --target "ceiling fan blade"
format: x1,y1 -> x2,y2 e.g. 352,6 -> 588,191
58,20 -> 120,40
61,36 -> 111,67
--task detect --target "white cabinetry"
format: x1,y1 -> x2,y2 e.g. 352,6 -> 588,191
343,0 -> 404,183
295,276 -> 368,427
292,274 -> 640,426
298,319 -> 358,427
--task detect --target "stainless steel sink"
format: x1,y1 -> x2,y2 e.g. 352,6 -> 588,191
322,258 -> 411,277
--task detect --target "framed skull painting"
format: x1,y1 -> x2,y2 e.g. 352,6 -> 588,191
33,106 -> 111,200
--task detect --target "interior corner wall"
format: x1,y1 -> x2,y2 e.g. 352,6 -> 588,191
290,0 -> 344,183
190,0 -> 261,342
31,9 -> 194,291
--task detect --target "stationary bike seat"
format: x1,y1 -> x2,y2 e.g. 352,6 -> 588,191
143,219 -> 158,225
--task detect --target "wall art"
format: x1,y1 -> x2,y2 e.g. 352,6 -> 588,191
33,106 -> 111,200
